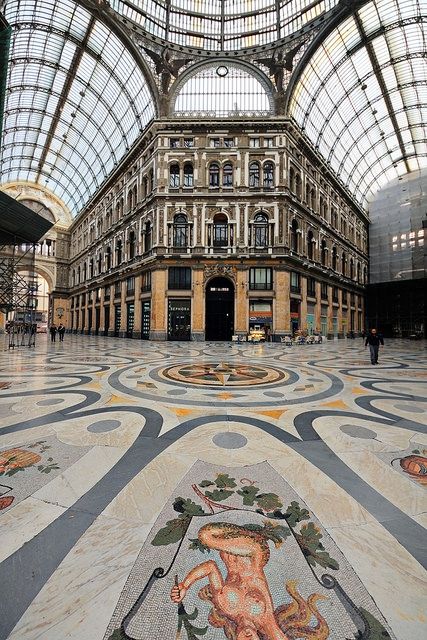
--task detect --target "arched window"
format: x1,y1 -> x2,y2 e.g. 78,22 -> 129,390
332,246 -> 337,270
307,230 -> 314,260
209,163 -> 219,187
128,189 -> 133,211
173,214 -> 188,247
250,162 -> 260,187
213,213 -> 228,247
295,173 -> 302,198
129,230 -> 136,259
321,239 -> 327,266
289,167 -> 295,193
145,221 -> 152,252
263,162 -> 273,187
223,163 -> 233,187
291,219 -> 299,252
170,164 -> 180,188
183,164 -> 193,187
116,239 -> 122,265
253,213 -> 268,248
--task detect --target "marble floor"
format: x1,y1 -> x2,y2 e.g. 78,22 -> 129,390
0,334 -> 426,640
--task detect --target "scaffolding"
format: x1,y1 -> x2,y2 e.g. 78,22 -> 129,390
0,242 -> 38,348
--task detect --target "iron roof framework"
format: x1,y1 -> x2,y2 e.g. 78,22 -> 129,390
0,0 -> 426,215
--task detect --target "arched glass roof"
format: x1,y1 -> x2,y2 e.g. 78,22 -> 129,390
289,0 -> 427,207
0,0 -> 426,217
0,0 -> 156,217
109,0 -> 339,53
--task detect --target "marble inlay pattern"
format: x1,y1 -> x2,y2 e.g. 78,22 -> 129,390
0,334 -> 426,640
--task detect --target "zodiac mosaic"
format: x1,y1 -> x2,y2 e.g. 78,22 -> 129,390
159,362 -> 288,386
105,461 -> 395,640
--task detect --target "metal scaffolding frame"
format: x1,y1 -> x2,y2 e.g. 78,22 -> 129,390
0,242 -> 38,349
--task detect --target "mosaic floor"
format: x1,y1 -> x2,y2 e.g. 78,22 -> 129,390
0,334 -> 426,640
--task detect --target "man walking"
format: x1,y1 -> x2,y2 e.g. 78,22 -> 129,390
364,329 -> 384,364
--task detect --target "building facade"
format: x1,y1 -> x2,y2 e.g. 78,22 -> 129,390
68,119 -> 368,341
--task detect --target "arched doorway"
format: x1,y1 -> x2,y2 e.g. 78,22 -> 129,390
205,277 -> 234,341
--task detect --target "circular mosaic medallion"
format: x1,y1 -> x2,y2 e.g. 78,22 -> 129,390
159,362 -> 289,386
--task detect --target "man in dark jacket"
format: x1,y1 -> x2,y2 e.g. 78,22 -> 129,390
364,329 -> 384,364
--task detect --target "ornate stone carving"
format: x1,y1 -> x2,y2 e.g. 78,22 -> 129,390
203,263 -> 237,284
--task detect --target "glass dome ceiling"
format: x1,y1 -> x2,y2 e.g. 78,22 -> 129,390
0,0 -> 426,217
109,0 -> 339,53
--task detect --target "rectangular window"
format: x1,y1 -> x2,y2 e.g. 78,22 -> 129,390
307,277 -> 316,297
321,282 -> 328,299
249,268 -> 272,290
141,271 -> 151,292
290,271 -> 300,293
126,276 -> 135,295
104,286 -> 110,301
332,286 -> 339,302
264,138 -> 273,147
210,138 -> 220,148
168,267 -> 191,290
114,281 -> 121,298
170,139 -> 180,148
223,138 -> 234,147
249,138 -> 260,147
184,138 -> 194,147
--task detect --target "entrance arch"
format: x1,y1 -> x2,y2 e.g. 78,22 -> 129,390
205,277 -> 234,341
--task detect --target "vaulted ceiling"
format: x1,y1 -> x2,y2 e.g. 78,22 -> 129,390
0,0 -> 426,217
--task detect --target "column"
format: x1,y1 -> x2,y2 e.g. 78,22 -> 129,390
150,267 -> 167,340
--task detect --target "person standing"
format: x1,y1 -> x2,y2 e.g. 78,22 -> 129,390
49,325 -> 57,342
58,323 -> 65,341
364,329 -> 384,364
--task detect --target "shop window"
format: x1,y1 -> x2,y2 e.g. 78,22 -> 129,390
168,267 -> 191,290
249,268 -> 272,290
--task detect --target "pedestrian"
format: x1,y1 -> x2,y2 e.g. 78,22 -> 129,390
49,325 -> 57,342
58,323 -> 65,341
364,328 -> 384,364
